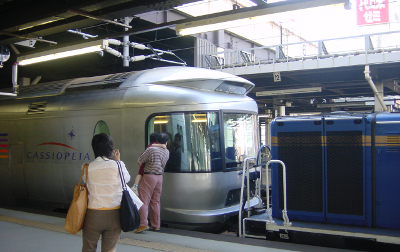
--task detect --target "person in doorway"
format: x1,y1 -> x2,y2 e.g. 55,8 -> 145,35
134,132 -> 170,233
82,133 -> 131,252
131,132 -> 166,196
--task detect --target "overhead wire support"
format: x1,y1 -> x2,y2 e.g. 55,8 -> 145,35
67,29 -> 98,39
0,31 -> 57,45
68,10 -> 132,29
146,44 -> 162,60
104,38 -> 186,66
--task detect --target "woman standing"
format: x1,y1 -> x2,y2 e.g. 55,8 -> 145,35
82,133 -> 130,252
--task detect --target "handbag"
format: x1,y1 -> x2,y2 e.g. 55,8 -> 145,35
117,161 -> 141,232
64,163 -> 89,234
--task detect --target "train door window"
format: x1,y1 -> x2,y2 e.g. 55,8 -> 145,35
223,113 -> 258,169
93,120 -> 110,135
147,112 -> 221,172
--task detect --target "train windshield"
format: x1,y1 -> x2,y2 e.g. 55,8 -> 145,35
223,113 -> 258,169
147,111 -> 258,172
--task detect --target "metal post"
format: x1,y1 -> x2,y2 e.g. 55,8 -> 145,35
375,82 -> 385,112
278,105 -> 285,116
12,62 -> 19,94
123,17 -> 133,67
365,35 -> 374,51
365,65 -> 387,111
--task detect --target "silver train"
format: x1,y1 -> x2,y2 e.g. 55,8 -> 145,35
0,66 -> 260,231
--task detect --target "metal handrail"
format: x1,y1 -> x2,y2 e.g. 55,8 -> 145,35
266,160 -> 292,227
238,157 -> 256,238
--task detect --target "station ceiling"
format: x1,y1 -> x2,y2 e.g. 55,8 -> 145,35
1,0 -> 399,114
244,62 -> 400,114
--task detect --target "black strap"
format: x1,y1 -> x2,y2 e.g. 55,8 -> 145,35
116,161 -> 127,191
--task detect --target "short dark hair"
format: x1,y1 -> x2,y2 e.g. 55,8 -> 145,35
149,132 -> 159,143
157,132 -> 169,144
174,133 -> 181,142
92,133 -> 114,159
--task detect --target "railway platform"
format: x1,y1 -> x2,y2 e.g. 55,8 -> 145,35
0,206 -> 357,252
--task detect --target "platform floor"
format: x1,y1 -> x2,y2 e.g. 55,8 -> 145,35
0,207 -> 363,252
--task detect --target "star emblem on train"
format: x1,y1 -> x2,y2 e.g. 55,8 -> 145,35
68,130 -> 76,140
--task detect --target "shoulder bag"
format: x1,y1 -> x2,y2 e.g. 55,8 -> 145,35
117,161 -> 141,232
64,163 -> 89,234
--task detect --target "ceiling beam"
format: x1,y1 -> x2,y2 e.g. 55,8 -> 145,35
175,0 -> 350,35
383,79 -> 400,93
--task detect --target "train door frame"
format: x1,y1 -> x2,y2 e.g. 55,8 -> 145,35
9,142 -> 29,204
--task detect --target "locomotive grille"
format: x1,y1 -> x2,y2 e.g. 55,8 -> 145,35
326,131 -> 364,216
277,131 -> 323,212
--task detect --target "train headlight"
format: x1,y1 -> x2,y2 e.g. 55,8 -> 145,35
215,81 -> 252,95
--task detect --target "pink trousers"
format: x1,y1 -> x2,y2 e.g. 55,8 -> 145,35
138,174 -> 163,229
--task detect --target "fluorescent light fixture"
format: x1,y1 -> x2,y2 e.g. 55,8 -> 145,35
176,0 -> 349,36
17,40 -> 108,66
191,114 -> 207,123
0,92 -> 17,97
256,87 -> 321,96
192,119 -> 208,123
154,116 -> 169,124
154,120 -> 169,124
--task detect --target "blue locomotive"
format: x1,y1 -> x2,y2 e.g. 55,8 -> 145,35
270,112 -> 400,230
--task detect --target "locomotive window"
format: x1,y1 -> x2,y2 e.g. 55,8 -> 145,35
223,113 -> 258,170
148,112 -> 221,173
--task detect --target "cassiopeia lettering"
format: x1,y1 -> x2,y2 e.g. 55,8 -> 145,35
27,151 -> 90,160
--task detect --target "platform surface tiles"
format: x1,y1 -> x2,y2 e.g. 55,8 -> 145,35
0,207 -> 361,252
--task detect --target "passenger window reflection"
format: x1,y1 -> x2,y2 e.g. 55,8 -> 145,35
168,133 -> 182,171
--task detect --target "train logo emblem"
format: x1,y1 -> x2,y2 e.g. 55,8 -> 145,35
68,130 -> 76,140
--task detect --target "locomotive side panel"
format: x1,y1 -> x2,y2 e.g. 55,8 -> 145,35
324,116 -> 371,227
271,117 -> 325,222
271,114 -> 372,227
374,113 -> 400,229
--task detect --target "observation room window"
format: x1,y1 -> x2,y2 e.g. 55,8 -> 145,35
94,120 -> 110,135
147,111 -> 258,173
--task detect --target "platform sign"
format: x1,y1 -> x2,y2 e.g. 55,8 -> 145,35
357,0 -> 389,25
273,72 -> 281,82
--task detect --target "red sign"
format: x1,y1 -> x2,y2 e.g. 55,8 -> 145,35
357,0 -> 389,25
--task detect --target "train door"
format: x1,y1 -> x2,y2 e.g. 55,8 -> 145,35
9,142 -> 29,204
271,117 -> 325,222
374,114 -> 400,229
323,115 -> 371,226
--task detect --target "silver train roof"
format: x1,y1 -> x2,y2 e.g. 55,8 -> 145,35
0,66 -> 254,100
